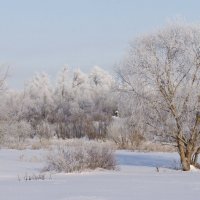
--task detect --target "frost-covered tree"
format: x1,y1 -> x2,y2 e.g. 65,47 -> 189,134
1,90 -> 23,121
117,22 -> 200,171
72,69 -> 92,112
72,69 -> 87,88
0,67 -> 9,119
53,67 -> 75,138
89,66 -> 114,89
55,67 -> 71,100
89,66 -> 116,115
52,66 -> 117,139
88,66 -> 117,137
23,73 -> 54,127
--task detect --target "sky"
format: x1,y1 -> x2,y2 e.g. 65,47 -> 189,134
0,0 -> 200,88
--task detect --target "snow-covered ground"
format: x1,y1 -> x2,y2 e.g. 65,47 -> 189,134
1,149 -> 200,200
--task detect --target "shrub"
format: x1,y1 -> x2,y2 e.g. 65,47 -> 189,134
44,139 -> 116,173
35,121 -> 55,140
108,117 -> 145,149
30,138 -> 52,150
0,120 -> 34,148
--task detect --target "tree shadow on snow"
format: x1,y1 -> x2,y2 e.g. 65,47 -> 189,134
115,152 -> 181,169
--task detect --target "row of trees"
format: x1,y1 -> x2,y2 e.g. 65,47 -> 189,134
0,66 -> 118,142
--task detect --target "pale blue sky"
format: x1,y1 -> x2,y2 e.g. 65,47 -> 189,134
0,0 -> 200,88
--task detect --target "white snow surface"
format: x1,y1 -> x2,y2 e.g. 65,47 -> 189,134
1,149 -> 200,200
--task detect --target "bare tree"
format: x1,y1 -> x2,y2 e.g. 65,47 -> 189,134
0,66 -> 8,91
117,22 -> 200,171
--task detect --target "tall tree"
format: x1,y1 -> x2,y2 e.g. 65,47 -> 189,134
24,73 -> 53,125
117,22 -> 200,171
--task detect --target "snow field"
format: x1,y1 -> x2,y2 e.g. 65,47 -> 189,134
1,149 -> 200,200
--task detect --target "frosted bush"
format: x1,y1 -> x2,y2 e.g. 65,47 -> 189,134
108,117 -> 145,149
0,120 -> 34,149
1,120 -> 33,142
36,121 -> 55,139
45,139 -> 116,173
108,117 -> 128,148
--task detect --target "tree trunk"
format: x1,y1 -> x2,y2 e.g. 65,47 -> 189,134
179,153 -> 191,171
178,139 -> 191,171
191,147 -> 200,168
